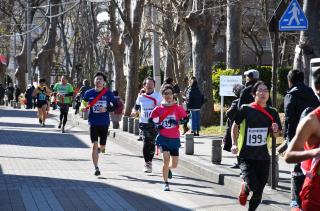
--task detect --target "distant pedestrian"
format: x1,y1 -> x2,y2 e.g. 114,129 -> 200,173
53,76 -> 74,133
161,77 -> 181,102
25,84 -> 35,109
109,91 -> 124,129
131,77 -> 162,173
5,83 -> 14,102
149,85 -> 188,191
237,69 -> 260,109
81,72 -> 117,176
278,69 -> 319,210
223,84 -> 244,169
75,79 -> 91,115
186,77 -> 205,136
0,83 -> 5,105
284,68 -> 320,211
231,81 -> 282,210
14,84 -> 21,102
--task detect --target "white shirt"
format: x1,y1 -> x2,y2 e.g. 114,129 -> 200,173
135,92 -> 162,123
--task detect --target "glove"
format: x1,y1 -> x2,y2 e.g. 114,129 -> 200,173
168,119 -> 178,125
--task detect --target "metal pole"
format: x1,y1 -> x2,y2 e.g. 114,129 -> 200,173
13,34 -> 17,85
151,6 -> 161,91
271,29 -> 279,189
220,96 -> 224,132
26,0 -> 32,85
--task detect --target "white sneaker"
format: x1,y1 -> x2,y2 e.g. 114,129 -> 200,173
143,162 -> 152,173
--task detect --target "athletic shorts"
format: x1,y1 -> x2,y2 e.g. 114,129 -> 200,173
90,125 -> 109,145
36,101 -> 48,108
156,135 -> 180,156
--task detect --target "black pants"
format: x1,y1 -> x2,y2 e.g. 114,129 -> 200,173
59,104 -> 70,127
139,123 -> 157,163
239,158 -> 270,211
291,163 -> 305,207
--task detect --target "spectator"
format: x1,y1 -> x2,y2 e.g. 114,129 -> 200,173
25,84 -> 35,109
5,83 -> 14,102
278,69 -> 319,209
110,91 -> 124,129
74,79 -> 91,114
237,69 -> 260,109
187,77 -> 205,136
0,83 -> 5,105
161,77 -> 181,102
14,84 -> 21,102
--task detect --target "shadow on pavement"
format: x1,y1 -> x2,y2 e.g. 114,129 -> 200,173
0,173 -> 190,211
0,122 -> 55,128
0,108 -> 38,118
0,129 -> 88,148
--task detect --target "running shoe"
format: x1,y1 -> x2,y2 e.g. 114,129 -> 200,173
238,182 -> 249,206
94,168 -> 101,176
58,122 -> 61,129
42,122 -> 45,127
61,126 -> 65,133
143,162 -> 152,173
100,148 -> 106,154
39,118 -> 42,124
164,182 -> 170,191
168,169 -> 172,179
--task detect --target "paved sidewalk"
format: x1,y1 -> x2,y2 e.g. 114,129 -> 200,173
70,111 -> 291,210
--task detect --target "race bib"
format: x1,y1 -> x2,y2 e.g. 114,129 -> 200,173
161,115 -> 176,129
246,127 -> 268,146
142,108 -> 154,119
92,100 -> 107,113
39,93 -> 46,101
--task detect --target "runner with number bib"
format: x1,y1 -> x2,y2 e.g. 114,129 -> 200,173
149,85 -> 187,191
32,78 -> 51,127
53,76 -> 74,133
132,77 -> 162,173
81,72 -> 117,176
231,81 -> 282,210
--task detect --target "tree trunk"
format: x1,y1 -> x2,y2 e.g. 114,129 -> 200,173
293,0 -> 320,85
165,52 -> 175,79
226,0 -> 242,69
15,39 -> 27,92
186,8 -> 214,126
37,0 -> 60,83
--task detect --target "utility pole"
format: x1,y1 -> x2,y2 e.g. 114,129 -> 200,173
26,0 -> 32,85
13,33 -> 17,85
151,6 -> 161,91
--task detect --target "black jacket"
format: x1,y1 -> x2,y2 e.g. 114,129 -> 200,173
187,85 -> 205,109
237,80 -> 256,109
284,82 -> 320,142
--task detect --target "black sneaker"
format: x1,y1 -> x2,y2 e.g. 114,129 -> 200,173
58,122 -> 62,129
42,122 -> 45,127
94,168 -> 101,176
164,182 -> 170,191
39,118 -> 42,124
61,126 -> 65,133
168,169 -> 172,179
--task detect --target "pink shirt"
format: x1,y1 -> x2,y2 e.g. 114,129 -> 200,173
150,104 -> 187,138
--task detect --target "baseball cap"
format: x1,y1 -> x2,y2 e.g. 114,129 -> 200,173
244,69 -> 259,79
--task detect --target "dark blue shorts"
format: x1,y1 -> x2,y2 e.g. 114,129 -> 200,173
156,135 -> 180,156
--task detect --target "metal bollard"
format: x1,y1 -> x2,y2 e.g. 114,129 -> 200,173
211,138 -> 222,164
83,110 -> 89,120
17,102 -> 21,109
268,155 -> 279,187
13,101 -> 17,109
122,116 -> 129,132
185,133 -> 194,155
134,118 -> 140,135
128,117 -> 134,133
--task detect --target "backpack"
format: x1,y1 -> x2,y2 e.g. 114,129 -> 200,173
114,98 -> 124,115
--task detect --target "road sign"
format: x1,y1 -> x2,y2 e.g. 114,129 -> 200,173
219,75 -> 242,96
279,0 -> 308,31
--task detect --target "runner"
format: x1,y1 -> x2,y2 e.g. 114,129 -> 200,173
149,85 -> 187,191
53,76 -> 74,133
131,77 -> 162,173
285,68 -> 320,211
32,78 -> 51,127
231,81 -> 282,210
81,72 -> 117,176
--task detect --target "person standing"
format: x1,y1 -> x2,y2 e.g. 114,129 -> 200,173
109,90 -> 124,129
285,68 -> 320,211
14,84 -> 21,102
5,83 -> 14,102
25,85 -> 35,109
186,77 -> 205,136
231,81 -> 282,210
81,72 -> 117,176
75,79 -> 91,115
277,69 -> 319,210
53,76 -> 74,133
237,69 -> 260,109
32,79 -> 51,127
149,85 -> 187,191
0,84 -> 5,105
132,77 -> 162,173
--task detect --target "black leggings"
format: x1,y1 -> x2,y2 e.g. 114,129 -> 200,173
140,123 -> 157,163
239,158 -> 270,211
59,104 -> 70,126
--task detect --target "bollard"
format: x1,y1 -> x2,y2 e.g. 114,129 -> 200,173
134,118 -> 140,135
83,110 -> 89,120
10,100 -> 14,107
268,155 -> 279,187
128,117 -> 134,133
122,116 -> 129,132
13,101 -> 17,109
211,137 -> 222,164
5,100 -> 8,106
184,133 -> 194,155
17,102 -> 21,109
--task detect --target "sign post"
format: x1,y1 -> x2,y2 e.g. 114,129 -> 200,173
219,75 -> 242,131
279,0 -> 308,31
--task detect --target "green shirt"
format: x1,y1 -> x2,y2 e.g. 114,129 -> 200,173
53,83 -> 74,104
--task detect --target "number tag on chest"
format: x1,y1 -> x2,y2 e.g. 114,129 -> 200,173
246,127 -> 268,146
39,93 -> 46,101
161,115 -> 176,129
92,101 -> 106,113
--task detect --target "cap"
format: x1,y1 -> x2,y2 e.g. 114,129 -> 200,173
244,69 -> 259,79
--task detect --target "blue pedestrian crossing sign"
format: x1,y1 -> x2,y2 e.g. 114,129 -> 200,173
279,0 -> 308,31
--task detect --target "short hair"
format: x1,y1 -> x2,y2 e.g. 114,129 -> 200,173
287,69 -> 304,84
143,77 -> 155,86
94,72 -> 106,81
190,77 -> 198,87
39,78 -> 46,83
83,79 -> 89,86
251,81 -> 270,95
313,68 -> 320,90
160,84 -> 174,95
164,77 -> 173,84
